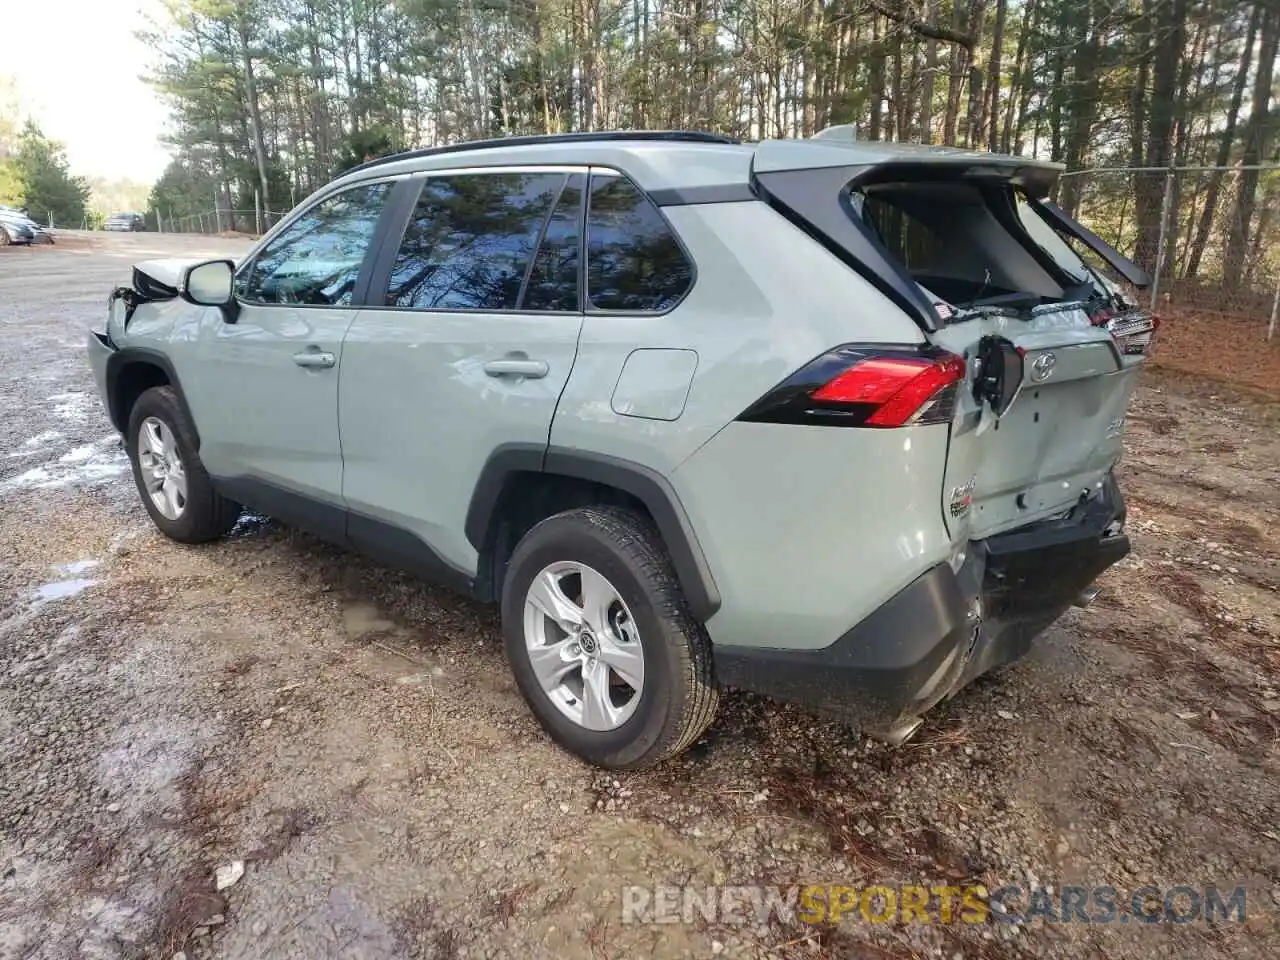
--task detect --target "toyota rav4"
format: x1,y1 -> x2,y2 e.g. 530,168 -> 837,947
86,130 -> 1151,769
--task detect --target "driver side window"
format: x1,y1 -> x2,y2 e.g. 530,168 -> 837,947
236,181 -> 391,306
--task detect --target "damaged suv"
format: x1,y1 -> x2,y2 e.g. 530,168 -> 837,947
86,130 -> 1152,769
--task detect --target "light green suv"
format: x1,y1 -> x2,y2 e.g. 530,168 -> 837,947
87,131 -> 1153,769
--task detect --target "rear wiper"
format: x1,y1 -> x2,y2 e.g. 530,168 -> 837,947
1060,239 -> 1124,311
962,268 -> 992,310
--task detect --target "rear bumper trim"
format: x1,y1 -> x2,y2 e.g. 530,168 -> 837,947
714,562 -> 976,721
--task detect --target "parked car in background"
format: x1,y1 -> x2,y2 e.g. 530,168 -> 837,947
86,130 -> 1155,769
105,212 -> 147,232
0,211 -> 34,245
0,207 -> 54,245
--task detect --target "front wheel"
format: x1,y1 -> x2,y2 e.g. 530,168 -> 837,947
126,386 -> 240,543
501,506 -> 719,769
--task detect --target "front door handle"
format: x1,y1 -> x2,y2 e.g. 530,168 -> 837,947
483,358 -> 549,379
293,350 -> 336,369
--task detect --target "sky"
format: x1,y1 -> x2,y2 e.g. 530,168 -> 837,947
6,0 -> 171,183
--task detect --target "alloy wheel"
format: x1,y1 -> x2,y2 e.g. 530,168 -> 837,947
136,416 -> 188,520
522,561 -> 645,731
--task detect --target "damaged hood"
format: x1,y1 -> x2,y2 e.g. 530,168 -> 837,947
107,257 -> 219,341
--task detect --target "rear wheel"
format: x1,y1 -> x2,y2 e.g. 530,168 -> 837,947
502,506 -> 718,769
126,386 -> 240,543
0,226 -> 10,246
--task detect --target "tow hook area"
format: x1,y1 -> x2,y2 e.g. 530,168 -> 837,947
865,716 -> 925,747
867,599 -> 984,749
1074,587 -> 1101,608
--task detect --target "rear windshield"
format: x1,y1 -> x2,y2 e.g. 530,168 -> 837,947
849,181 -> 1101,310
1014,198 -> 1136,301
1014,199 -> 1089,280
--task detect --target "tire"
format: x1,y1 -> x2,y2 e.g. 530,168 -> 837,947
126,386 -> 240,543
0,227 -> 10,246
501,506 -> 719,769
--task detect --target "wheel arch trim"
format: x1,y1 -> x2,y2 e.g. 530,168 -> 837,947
105,348 -> 200,449
465,446 -> 722,622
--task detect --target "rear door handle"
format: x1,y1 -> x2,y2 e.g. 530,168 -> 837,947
293,350 -> 336,369
483,358 -> 549,379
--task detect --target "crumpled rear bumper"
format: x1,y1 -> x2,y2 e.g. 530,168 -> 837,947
712,476 -> 1129,728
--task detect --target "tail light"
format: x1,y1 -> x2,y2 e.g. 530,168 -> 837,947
1107,313 -> 1159,356
738,346 -> 966,428
1091,305 -> 1159,357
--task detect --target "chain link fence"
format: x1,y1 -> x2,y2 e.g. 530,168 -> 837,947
155,208 -> 288,237
1059,165 -> 1280,339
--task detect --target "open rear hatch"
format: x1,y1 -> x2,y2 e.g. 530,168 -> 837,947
752,139 -> 1156,540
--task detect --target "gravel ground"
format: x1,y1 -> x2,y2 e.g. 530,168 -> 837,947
1,235 -> 1278,960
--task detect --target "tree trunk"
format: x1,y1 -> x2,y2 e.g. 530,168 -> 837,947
1224,6 -> 1279,289
942,2 -> 966,144
238,15 -> 271,214
1133,0 -> 1187,273
1185,5 -> 1258,279
1058,2 -> 1101,217
986,0 -> 1006,151
531,0 -> 553,132
999,0 -> 1029,151
1047,6 -> 1067,163
1127,0 -> 1150,170
919,0 -> 939,143
1009,0 -> 1039,153
869,14 -> 885,140
965,0 -> 986,148
891,29 -> 906,139
1244,181 -> 1276,285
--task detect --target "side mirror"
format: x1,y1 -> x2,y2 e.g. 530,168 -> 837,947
181,259 -> 239,322
973,336 -> 1024,416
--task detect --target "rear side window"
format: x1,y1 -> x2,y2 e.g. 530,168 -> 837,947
586,174 -> 692,312
386,172 -> 564,310
237,182 -> 391,306
522,174 -> 585,312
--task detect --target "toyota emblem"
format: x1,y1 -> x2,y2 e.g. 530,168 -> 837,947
1031,352 -> 1057,382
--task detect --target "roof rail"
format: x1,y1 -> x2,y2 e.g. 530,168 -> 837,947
345,130 -> 740,176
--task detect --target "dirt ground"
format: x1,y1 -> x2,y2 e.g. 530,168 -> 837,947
1,237 -> 1278,960
1150,305 -> 1280,400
